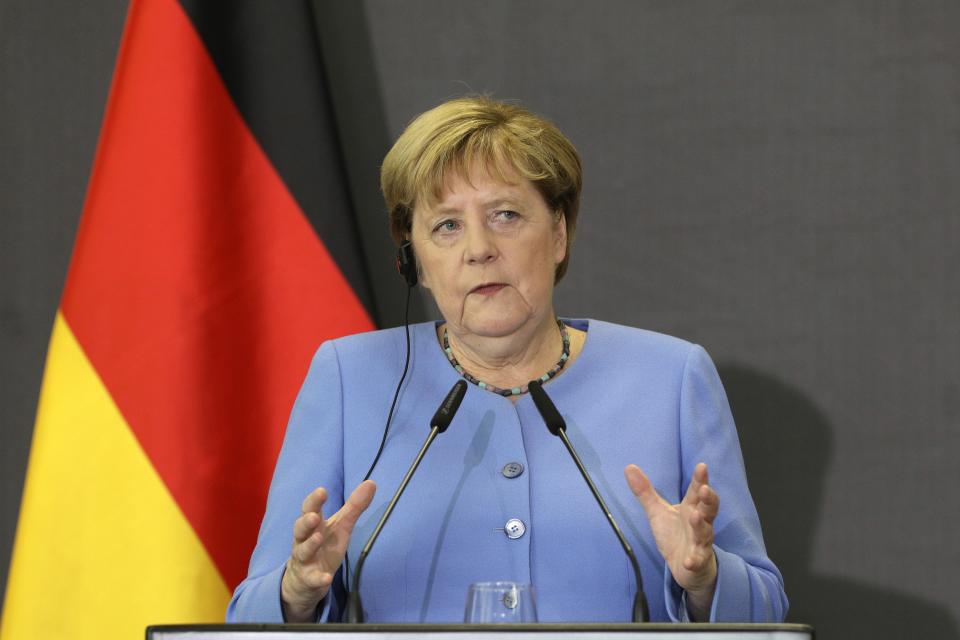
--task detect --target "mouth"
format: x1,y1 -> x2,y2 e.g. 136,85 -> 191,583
470,282 -> 508,295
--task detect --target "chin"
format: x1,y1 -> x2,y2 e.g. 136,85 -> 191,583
461,311 -> 532,338
454,290 -> 542,338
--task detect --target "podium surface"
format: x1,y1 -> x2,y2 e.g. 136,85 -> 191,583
148,623 -> 813,640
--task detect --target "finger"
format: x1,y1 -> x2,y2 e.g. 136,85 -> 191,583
682,463 -> 709,504
301,487 -> 329,516
683,546 -> 715,572
333,480 -> 377,532
624,464 -> 665,513
300,568 -> 335,591
696,484 -> 719,523
292,511 -> 323,543
683,546 -> 717,579
294,529 -> 325,563
688,508 -> 715,547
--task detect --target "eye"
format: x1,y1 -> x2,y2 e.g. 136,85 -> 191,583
432,219 -> 461,234
493,210 -> 520,222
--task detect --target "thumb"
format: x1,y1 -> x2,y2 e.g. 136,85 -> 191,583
336,480 -> 377,531
624,464 -> 663,514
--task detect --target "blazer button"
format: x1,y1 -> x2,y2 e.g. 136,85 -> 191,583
501,462 -> 525,478
504,518 -> 526,539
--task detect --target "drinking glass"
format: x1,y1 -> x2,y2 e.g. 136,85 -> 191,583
464,581 -> 538,623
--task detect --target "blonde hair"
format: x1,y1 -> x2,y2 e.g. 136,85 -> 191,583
381,96 -> 581,281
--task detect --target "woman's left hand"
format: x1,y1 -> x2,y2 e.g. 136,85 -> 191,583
624,462 -> 719,620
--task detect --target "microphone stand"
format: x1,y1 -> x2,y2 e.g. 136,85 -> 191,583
345,380 -> 467,623
528,379 -> 650,623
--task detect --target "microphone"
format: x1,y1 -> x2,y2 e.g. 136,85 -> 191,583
527,379 -> 651,623
345,380 -> 468,623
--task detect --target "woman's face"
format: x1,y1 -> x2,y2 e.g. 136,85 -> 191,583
411,164 -> 567,341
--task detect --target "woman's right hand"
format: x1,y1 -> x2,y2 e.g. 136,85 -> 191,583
280,480 -> 377,622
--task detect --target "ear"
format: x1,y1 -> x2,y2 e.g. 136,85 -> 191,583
552,211 -> 568,265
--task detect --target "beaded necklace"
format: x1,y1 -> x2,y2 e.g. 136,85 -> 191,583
442,319 -> 570,397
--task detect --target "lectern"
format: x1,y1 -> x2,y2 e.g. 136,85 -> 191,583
147,623 -> 813,640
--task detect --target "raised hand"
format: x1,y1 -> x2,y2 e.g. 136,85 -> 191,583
624,462 -> 718,620
280,480 -> 376,622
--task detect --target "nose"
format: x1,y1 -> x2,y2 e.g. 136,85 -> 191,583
464,223 -> 498,265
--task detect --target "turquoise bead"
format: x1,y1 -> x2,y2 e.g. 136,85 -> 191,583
441,318 -> 570,397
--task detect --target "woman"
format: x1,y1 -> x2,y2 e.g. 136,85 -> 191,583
227,96 -> 787,623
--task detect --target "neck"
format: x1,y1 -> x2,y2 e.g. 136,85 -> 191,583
443,313 -> 563,390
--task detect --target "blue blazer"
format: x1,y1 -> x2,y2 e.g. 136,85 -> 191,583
227,319 -> 787,623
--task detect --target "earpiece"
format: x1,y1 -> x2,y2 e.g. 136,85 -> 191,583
396,241 -> 418,287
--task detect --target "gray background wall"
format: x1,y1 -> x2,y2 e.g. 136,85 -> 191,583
2,1 -> 958,638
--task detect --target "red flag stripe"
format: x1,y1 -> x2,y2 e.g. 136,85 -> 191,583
61,0 -> 373,589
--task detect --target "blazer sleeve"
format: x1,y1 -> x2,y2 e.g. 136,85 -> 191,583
662,344 -> 789,622
226,341 -> 347,622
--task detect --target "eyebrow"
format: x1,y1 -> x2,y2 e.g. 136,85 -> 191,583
433,197 -> 525,216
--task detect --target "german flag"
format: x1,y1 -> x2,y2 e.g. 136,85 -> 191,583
1,1 -> 375,638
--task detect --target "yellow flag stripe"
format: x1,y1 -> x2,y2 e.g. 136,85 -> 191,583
1,312 -> 230,640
